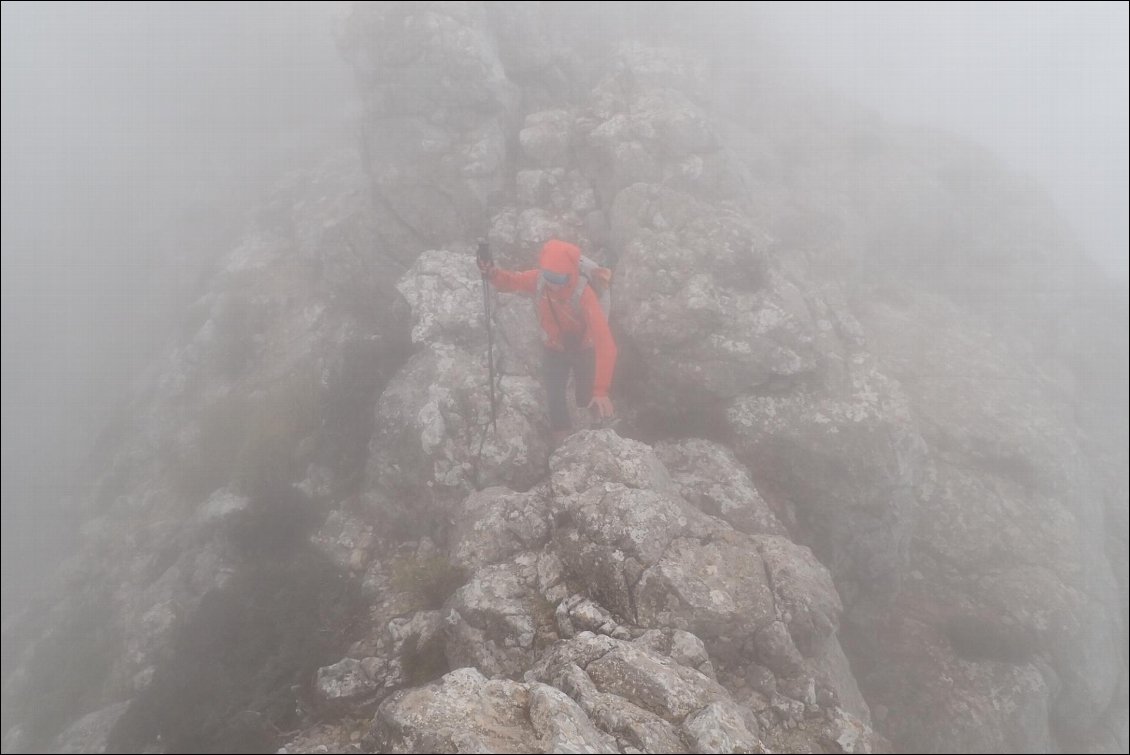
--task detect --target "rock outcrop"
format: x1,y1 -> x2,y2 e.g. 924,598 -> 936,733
1,4 -> 1124,755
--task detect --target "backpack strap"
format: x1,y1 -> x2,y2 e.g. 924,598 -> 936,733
535,268 -> 589,318
579,255 -> 612,315
538,276 -> 590,351
536,256 -> 606,346
570,276 -> 587,310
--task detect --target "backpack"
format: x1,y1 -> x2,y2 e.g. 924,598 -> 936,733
535,255 -> 613,315
536,255 -> 613,351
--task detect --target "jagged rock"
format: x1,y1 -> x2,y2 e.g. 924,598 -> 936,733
727,360 -> 927,614
486,2 -> 561,90
584,642 -> 731,723
843,290 -> 1124,752
551,484 -> 699,623
654,438 -> 787,536
314,657 -> 387,707
396,249 -> 496,350
776,675 -> 816,707
586,89 -> 713,169
120,162 -> 412,646
555,594 -> 632,641
354,538 -> 464,642
112,538 -> 236,694
523,631 -> 777,752
533,549 -> 571,606
752,620 -> 805,679
524,635 -> 708,750
578,44 -> 744,201
610,41 -> 710,103
371,668 -> 534,752
800,634 -> 872,726
527,205 -> 576,251
5,7 -> 1122,755
682,700 -> 762,754
516,170 -> 549,208
372,667 -> 613,753
611,184 -> 819,429
487,205 -> 585,271
388,610 -> 445,654
755,535 -> 840,656
310,508 -> 375,574
633,628 -> 716,680
393,247 -> 542,372
549,429 -> 677,500
443,554 -> 557,679
72,205 -> 405,698
520,109 -> 574,167
548,431 -> 697,622
51,702 -> 130,754
549,429 -> 847,682
756,706 -> 887,754
365,248 -> 558,534
527,684 -> 619,754
635,532 -> 777,665
448,485 -> 552,572
859,291 -> 1090,496
525,635 -> 619,686
339,3 -> 518,247
824,711 -> 888,754
365,343 -> 550,535
595,703 -> 685,753
385,609 -> 448,687
195,487 -> 251,528
743,664 -> 776,697
332,607 -> 448,712
340,1 -> 515,123
515,169 -> 597,216
277,719 -> 368,754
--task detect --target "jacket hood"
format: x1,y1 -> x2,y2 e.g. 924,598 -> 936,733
539,239 -> 581,298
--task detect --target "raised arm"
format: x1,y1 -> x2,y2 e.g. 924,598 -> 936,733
488,267 -> 539,294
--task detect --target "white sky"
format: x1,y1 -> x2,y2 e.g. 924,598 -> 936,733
754,1 -> 1129,283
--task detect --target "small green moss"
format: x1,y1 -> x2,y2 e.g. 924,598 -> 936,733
179,367 -> 324,502
232,369 -> 322,498
388,555 -> 467,612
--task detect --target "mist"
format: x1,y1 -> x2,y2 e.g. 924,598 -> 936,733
753,1 -> 1129,284
2,0 -> 1125,613
1,3 -> 1127,752
3,0 -> 1126,618
2,1 -> 353,614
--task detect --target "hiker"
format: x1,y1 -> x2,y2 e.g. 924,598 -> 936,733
478,239 -> 617,446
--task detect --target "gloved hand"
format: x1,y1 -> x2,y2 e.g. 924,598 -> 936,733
588,395 -> 615,419
476,240 -> 493,277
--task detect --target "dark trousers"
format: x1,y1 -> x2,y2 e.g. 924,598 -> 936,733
543,346 -> 595,432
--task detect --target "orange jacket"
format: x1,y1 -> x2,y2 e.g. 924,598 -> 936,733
489,239 -> 618,398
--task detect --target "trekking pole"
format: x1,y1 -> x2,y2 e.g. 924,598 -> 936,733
477,240 -> 498,434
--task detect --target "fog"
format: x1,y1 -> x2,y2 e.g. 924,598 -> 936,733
1,0 -> 1126,617
754,1 -> 1129,283
1,1 -> 353,614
